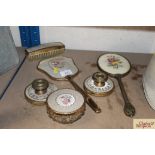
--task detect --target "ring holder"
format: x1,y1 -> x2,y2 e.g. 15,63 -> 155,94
25,79 -> 58,105
84,72 -> 114,96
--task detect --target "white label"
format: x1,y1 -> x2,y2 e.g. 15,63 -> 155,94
60,69 -> 72,77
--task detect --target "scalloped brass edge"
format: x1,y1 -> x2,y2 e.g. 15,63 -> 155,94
46,102 -> 86,124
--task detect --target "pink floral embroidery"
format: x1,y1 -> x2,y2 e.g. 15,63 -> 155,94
50,61 -> 65,74
51,61 -> 62,68
60,96 -> 71,105
107,56 -> 122,68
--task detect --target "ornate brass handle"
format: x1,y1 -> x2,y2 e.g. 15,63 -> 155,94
66,75 -> 101,113
116,76 -> 135,117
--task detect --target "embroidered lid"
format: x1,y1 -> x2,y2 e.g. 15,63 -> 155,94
98,53 -> 130,75
47,89 -> 84,114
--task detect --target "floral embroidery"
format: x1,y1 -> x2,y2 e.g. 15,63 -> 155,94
51,61 -> 63,68
60,96 -> 71,105
56,94 -> 75,107
49,60 -> 65,74
107,55 -> 122,68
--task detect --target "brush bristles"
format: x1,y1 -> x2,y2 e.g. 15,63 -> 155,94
27,48 -> 65,61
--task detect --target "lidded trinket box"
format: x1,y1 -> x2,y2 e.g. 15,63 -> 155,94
47,89 -> 85,124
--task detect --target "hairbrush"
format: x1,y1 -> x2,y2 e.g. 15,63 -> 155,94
26,42 -> 65,61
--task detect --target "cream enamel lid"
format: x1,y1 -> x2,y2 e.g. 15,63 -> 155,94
98,54 -> 130,75
47,89 -> 84,114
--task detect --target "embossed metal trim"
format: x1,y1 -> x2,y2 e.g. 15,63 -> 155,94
47,103 -> 85,124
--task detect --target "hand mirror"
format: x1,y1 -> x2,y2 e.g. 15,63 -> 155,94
38,56 -> 101,113
98,53 -> 136,117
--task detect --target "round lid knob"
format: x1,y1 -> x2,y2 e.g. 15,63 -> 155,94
32,79 -> 49,95
92,72 -> 108,87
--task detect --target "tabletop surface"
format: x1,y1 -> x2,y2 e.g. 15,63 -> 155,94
0,47 -> 154,129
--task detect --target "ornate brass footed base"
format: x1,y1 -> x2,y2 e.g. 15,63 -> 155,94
47,104 -> 85,124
